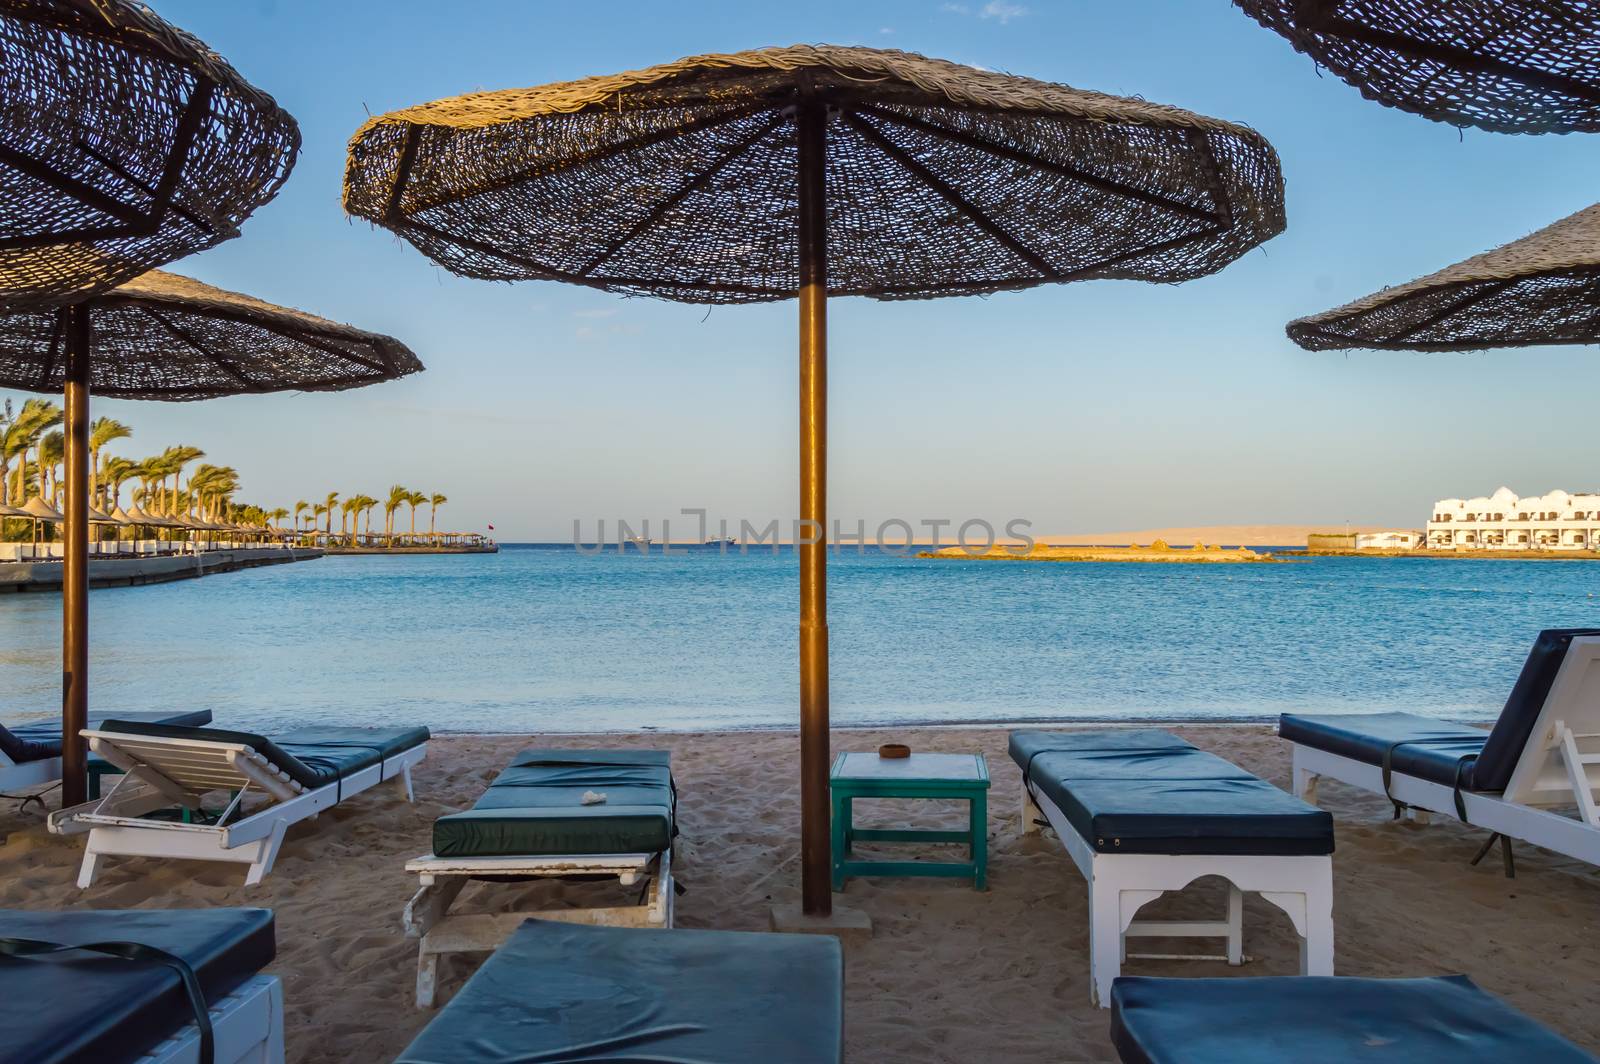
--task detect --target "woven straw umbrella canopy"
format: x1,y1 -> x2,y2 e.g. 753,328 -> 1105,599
0,269 -> 423,398
344,44 -> 1285,922
0,269 -> 421,805
1289,203 -> 1600,351
0,0 -> 300,309
1234,0 -> 1600,134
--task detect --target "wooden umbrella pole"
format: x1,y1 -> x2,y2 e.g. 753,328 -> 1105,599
796,99 -> 831,916
61,305 -> 92,807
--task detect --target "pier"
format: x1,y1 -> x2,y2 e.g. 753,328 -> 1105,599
0,547 -> 323,592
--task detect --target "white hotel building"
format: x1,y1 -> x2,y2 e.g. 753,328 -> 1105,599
1427,487 -> 1600,551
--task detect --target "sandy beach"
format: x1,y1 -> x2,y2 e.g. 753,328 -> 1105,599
3,724 -> 1597,1062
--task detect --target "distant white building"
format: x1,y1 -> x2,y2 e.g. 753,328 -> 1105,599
1356,530 -> 1422,551
1427,487 -> 1600,551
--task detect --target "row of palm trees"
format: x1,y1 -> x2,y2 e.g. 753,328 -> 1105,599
1,396 -> 452,547
292,486 -> 448,548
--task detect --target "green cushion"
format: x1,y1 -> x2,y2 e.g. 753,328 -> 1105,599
434,749 -> 673,858
396,920 -> 842,1064
99,720 -> 429,791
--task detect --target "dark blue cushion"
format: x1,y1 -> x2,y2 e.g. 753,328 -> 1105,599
395,919 -> 842,1064
1010,730 -> 1333,856
1110,975 -> 1597,1064
1278,711 -> 1487,787
0,710 -> 214,765
97,720 -> 428,791
1475,628 -> 1600,791
1282,629 -> 1600,794
0,907 -> 275,1064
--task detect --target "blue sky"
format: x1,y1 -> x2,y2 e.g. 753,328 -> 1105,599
20,0 -> 1600,539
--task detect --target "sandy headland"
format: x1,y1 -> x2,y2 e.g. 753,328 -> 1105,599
920,542 -> 1278,563
3,727 -> 1596,1061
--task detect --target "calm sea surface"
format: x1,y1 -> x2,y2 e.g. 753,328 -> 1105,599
2,546 -> 1598,733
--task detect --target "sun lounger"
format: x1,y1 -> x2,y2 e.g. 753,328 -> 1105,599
0,906 -> 284,1064
402,748 -> 675,1007
47,720 -> 429,886
1282,627 -> 1600,874
1109,975 -> 1597,1063
0,710 -> 212,794
1014,729 -> 1334,1007
395,919 -> 842,1064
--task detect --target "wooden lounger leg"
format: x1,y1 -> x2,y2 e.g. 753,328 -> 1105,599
1292,750 -> 1319,805
76,846 -> 102,889
1088,872 -> 1123,1007
1261,867 -> 1334,978
1226,882 -> 1244,966
1021,781 -> 1043,834
244,821 -> 290,887
405,877 -> 469,1009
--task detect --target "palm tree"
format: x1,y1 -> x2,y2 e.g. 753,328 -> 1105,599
323,491 -> 338,540
384,484 -> 408,546
88,416 -> 132,509
428,493 -> 447,541
100,456 -> 137,511
360,496 -> 379,543
340,496 -> 362,545
160,445 -> 205,515
39,429 -> 63,503
3,398 -> 62,503
311,502 -> 329,541
266,507 -> 290,531
293,500 -> 309,535
405,490 -> 427,543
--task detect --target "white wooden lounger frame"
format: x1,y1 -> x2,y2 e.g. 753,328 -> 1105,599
1022,784 -> 1334,1008
138,973 -> 285,1064
47,729 -> 426,886
1291,635 -> 1600,869
402,847 -> 673,1007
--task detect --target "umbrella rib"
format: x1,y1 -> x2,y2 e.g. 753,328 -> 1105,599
843,110 -> 1058,279
1047,224 -> 1223,283
1319,14 -> 1600,107
0,141 -> 149,227
1379,279 -> 1516,344
146,77 -> 217,229
860,105 -> 1222,225
287,333 -> 392,376
399,103 -> 768,217
383,124 -> 422,222
395,217 -> 793,296
73,139 -> 221,237
37,307 -> 68,389
138,307 -> 263,391
579,113 -> 786,276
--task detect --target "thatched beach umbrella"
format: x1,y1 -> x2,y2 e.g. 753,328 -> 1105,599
1288,202 -> 1600,351
344,45 -> 1285,921
20,494 -> 61,521
0,269 -> 423,804
0,0 -> 300,308
1233,0 -> 1600,134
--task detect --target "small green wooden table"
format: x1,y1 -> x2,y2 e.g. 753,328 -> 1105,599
830,751 -> 990,891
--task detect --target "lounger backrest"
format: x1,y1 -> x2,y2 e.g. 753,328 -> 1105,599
1502,635 -> 1600,806
1475,628 -> 1600,792
98,720 -> 323,791
90,723 -> 305,796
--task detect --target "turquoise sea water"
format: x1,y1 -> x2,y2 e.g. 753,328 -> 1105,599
2,546 -> 1598,733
